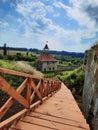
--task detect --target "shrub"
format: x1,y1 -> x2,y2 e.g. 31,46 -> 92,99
58,66 -> 84,96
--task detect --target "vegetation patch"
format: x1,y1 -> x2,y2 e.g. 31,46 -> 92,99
57,66 -> 84,96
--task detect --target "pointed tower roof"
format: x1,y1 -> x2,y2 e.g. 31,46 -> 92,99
43,44 -> 49,50
37,44 -> 57,62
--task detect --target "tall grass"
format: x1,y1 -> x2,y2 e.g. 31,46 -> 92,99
16,61 -> 43,77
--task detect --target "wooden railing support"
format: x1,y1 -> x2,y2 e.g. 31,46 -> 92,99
0,67 -> 61,129
0,76 -> 29,109
0,78 -> 28,120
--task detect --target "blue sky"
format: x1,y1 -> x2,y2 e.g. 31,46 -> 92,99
0,0 -> 98,52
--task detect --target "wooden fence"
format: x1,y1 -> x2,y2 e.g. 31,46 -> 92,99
0,67 -> 61,129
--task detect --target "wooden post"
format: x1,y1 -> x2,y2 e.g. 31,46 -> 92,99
46,81 -> 49,96
27,78 -> 31,107
30,79 -> 42,102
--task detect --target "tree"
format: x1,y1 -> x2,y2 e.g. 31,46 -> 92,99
3,43 -> 7,56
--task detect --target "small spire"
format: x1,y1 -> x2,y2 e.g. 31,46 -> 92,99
43,41 -> 49,50
44,44 -> 49,50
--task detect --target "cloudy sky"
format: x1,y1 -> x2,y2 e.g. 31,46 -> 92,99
0,0 -> 98,52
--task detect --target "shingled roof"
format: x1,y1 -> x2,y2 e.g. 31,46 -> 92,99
37,53 -> 57,62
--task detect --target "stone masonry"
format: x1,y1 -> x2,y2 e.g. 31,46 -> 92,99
83,44 -> 98,130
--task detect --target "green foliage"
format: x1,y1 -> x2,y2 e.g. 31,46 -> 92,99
0,60 -> 17,70
0,54 -> 3,59
0,73 -> 24,90
57,67 -> 84,96
0,50 -> 38,63
0,60 -> 24,95
54,55 -> 83,66
44,72 -> 55,78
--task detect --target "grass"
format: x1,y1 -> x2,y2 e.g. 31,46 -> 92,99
44,72 -> 55,78
0,50 -> 27,56
57,66 -> 84,96
16,61 -> 43,77
0,60 -> 43,77
0,60 -> 17,70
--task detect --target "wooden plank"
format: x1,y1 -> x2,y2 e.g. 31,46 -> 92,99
45,81 -> 49,96
0,100 -> 43,129
19,116 -> 86,130
30,79 -> 42,102
8,83 -> 89,130
0,67 -> 41,80
11,121 -> 52,130
29,112 -> 88,130
9,128 -> 20,130
0,76 -> 29,109
0,67 -> 61,84
34,83 -> 89,129
0,109 -> 27,129
26,78 -> 31,104
39,79 -> 44,96
0,78 -> 28,120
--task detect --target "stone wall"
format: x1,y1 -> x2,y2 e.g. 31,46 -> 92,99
42,62 -> 57,72
57,65 -> 79,71
83,45 -> 98,130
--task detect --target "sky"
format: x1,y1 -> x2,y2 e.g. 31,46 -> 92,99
0,0 -> 98,52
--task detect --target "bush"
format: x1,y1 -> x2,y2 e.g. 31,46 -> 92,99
58,67 -> 84,96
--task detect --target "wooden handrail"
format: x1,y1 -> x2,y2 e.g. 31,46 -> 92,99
0,67 -> 41,79
0,67 -> 61,129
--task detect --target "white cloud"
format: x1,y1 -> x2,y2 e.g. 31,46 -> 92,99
1,0 -> 98,52
53,0 -> 98,42
0,21 -> 9,28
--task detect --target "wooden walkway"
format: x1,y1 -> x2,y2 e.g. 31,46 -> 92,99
9,83 -> 90,130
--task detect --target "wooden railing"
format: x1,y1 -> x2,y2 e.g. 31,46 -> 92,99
0,67 -> 61,129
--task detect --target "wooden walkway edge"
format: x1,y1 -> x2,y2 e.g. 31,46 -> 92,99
9,83 -> 90,130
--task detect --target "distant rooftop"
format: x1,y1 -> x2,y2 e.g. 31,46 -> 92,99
37,53 -> 57,62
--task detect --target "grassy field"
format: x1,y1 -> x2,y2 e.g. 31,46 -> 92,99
0,59 -> 43,76
0,50 -> 39,56
0,60 -> 17,70
0,50 -> 25,55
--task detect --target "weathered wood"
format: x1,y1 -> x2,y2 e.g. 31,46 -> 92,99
0,78 -> 28,120
0,76 -> 29,109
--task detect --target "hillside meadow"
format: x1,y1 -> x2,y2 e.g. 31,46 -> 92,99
0,49 -> 84,98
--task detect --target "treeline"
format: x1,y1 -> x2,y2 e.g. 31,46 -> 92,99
0,46 -> 84,58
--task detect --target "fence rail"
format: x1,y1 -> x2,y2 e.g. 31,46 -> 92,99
0,67 -> 61,129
